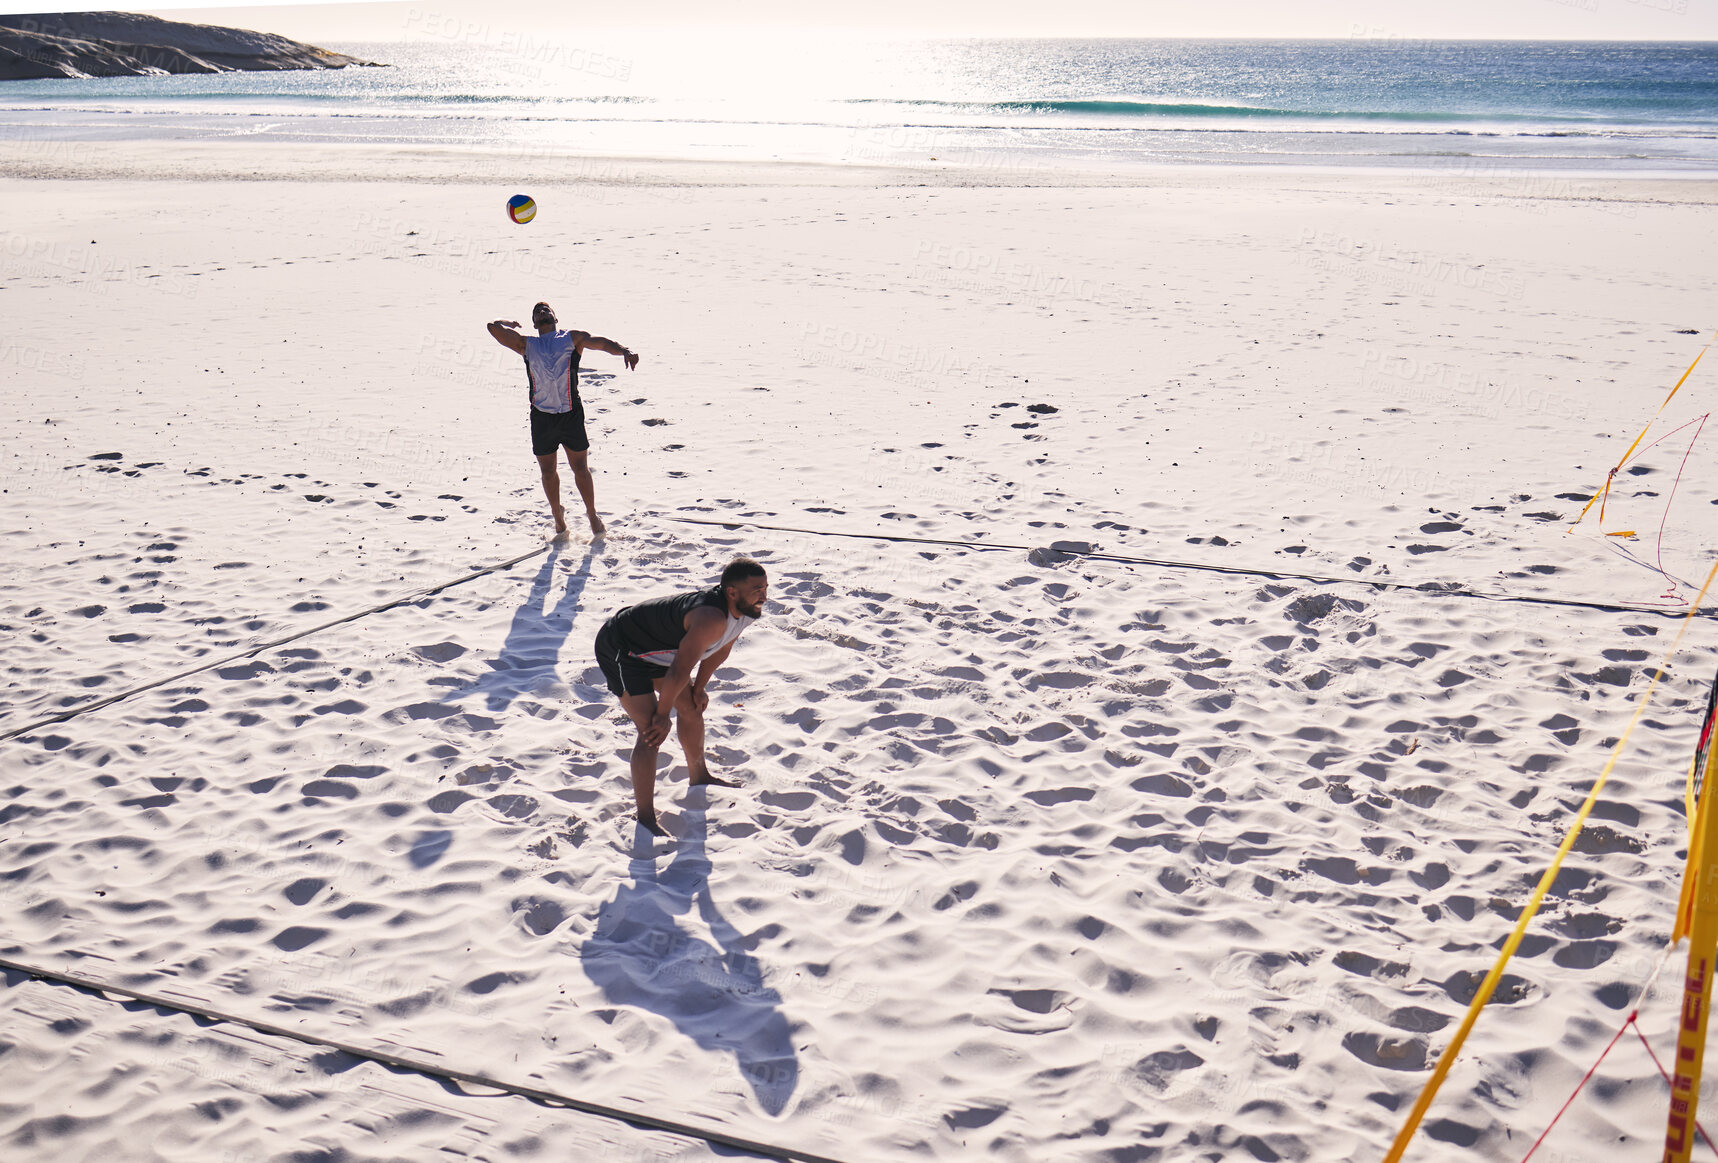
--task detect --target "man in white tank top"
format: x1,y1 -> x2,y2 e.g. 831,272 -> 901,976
486,301 -> 639,538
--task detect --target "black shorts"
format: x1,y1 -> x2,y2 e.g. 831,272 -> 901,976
595,623 -> 667,698
531,405 -> 589,456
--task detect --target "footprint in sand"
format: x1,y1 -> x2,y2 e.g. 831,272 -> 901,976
510,896 -> 566,936
478,794 -> 539,823
1342,1032 -> 1427,1071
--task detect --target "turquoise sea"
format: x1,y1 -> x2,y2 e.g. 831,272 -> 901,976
3,36 -> 1717,172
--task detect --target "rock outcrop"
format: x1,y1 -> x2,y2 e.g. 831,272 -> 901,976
0,11 -> 382,80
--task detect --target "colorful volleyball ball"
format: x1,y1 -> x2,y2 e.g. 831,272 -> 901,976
507,194 -> 536,224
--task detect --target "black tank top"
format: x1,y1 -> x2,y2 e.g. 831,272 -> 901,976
608,586 -> 726,658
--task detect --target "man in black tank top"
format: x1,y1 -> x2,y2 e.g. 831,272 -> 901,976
594,558 -> 769,836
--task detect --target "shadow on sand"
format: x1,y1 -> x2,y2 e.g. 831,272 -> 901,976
581,799 -> 799,1115
443,539 -> 594,712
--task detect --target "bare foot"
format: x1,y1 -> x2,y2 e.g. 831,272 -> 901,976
551,528 -> 572,543
589,514 -> 606,537
637,812 -> 667,837
690,771 -> 742,789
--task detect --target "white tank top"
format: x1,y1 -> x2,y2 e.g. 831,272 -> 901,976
525,331 -> 578,413
706,613 -> 752,659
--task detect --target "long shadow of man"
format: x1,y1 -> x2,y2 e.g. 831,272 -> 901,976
444,540 -> 594,712
581,797 -> 799,1115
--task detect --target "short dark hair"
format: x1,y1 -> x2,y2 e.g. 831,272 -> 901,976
720,557 -> 766,589
531,301 -> 556,323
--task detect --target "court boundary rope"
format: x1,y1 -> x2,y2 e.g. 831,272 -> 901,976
0,541 -> 554,743
663,515 -> 1718,620
0,953 -> 849,1163
10,506 -> 1716,747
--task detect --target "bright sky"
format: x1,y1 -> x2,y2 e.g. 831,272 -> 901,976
6,0 -> 1715,42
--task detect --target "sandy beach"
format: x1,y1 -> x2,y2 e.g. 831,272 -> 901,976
4,142 -> 1718,1161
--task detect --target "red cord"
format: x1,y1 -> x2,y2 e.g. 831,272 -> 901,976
1653,414 -> 1708,603
1521,1010 -> 1718,1162
1603,412 -> 1710,605
1521,1013 -> 1636,1161
1633,1022 -> 1718,1157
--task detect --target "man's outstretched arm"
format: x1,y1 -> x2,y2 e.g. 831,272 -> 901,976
487,320 -> 527,355
577,333 -> 639,370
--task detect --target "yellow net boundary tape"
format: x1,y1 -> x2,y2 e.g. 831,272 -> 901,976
1382,558 -> 1718,1163
1686,749 -> 1701,833
1674,755 -> 1709,945
1571,339 -> 1712,533
1673,681 -> 1718,943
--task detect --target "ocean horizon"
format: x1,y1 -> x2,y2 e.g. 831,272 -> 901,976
3,36 -> 1717,173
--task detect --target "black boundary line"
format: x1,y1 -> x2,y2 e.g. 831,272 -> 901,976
0,542 -> 555,744
665,515 -> 1718,621
12,515 -> 1702,747
0,954 -> 850,1163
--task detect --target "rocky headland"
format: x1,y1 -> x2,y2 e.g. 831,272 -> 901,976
0,11 -> 382,80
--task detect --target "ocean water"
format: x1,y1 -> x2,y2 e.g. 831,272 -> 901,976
3,36 -> 1717,173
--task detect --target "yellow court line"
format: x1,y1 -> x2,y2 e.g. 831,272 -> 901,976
1571,340 -> 1711,532
1383,557 -> 1718,1163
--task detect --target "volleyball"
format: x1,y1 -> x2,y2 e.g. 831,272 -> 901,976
507,194 -> 536,224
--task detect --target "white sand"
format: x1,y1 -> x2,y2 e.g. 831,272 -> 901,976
4,144 -> 1718,1161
